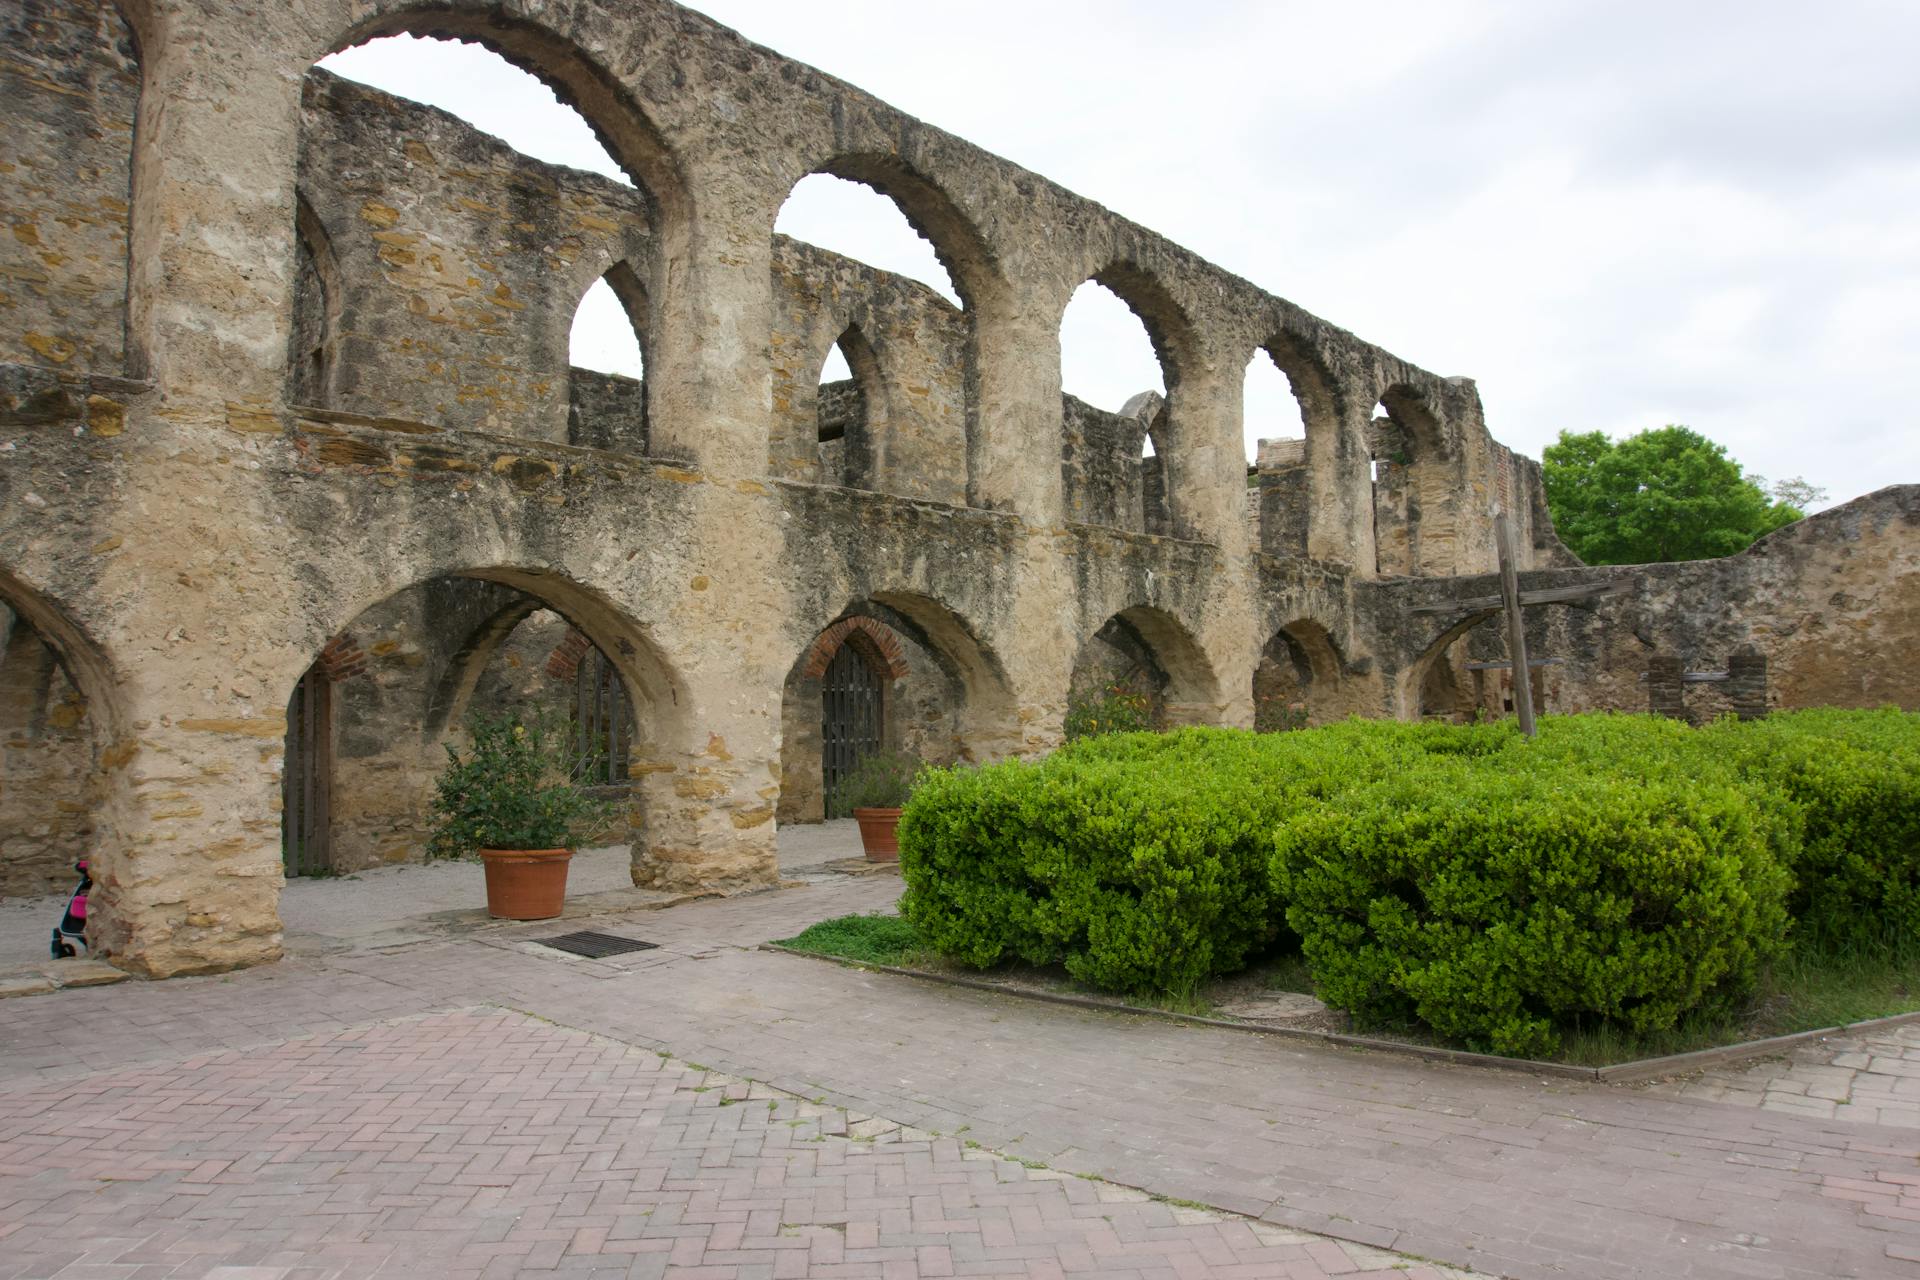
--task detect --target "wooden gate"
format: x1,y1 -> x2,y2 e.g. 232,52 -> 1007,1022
573,646 -> 634,786
282,664 -> 332,877
821,643 -> 883,817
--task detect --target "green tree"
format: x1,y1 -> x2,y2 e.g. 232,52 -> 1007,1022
1542,425 -> 1805,565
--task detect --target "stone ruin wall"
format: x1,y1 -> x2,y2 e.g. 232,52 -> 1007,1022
0,0 -> 1913,978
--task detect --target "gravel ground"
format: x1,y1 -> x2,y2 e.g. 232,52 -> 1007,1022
0,819 -> 865,968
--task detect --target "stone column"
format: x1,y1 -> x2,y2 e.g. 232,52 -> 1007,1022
1647,654 -> 1687,721
1729,648 -> 1769,721
89,715 -> 286,978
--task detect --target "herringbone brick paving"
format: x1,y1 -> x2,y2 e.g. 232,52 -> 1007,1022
5,872 -> 1920,1277
0,1007 -> 1466,1279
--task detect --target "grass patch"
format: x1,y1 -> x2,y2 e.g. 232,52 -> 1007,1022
779,914 -> 1920,1069
775,913 -> 927,967
1552,934 -> 1920,1066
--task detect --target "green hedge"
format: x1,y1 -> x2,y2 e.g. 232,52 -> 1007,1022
895,708 -> 1920,1055
1271,756 -> 1789,1057
1704,710 -> 1920,942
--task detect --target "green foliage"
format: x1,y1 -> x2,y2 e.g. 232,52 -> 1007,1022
1063,683 -> 1155,741
832,749 -> 924,811
1699,709 -> 1920,944
900,730 -> 1298,996
775,913 -> 924,966
898,709 -> 1920,1058
1542,425 -> 1804,565
1272,757 -> 1789,1058
427,711 -> 608,858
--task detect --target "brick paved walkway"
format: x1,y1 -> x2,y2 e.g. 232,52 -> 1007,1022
1641,1023 -> 1920,1128
5,869 -> 1920,1277
0,1008 -> 1465,1279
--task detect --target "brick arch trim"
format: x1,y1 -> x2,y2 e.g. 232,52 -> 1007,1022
315,634 -> 367,683
799,616 -> 909,681
546,628 -> 594,680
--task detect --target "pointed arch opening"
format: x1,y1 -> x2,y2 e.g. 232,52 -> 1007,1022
0,578 -> 117,904
567,265 -> 649,453
296,20 -> 683,440
1254,620 -> 1348,731
274,571 -> 685,922
1370,384 -> 1455,576
1059,271 -> 1194,537
1069,605 -> 1220,732
813,325 -> 888,489
772,156 -> 1004,507
778,594 -> 1017,834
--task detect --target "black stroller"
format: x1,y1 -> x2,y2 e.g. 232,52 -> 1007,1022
50,859 -> 90,959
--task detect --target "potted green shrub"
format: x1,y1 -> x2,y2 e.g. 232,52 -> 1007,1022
835,749 -> 922,861
428,710 -> 607,919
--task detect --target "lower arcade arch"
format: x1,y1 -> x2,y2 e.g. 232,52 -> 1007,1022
1069,605 -> 1220,730
778,594 -> 1017,824
1252,619 -> 1348,730
278,571 -> 679,883
0,572 -> 121,903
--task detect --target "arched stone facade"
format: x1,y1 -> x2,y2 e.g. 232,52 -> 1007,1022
1,0 -> 1913,977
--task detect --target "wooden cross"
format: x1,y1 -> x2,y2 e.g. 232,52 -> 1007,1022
1408,513 -> 1629,739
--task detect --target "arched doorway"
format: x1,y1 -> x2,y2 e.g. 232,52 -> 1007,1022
821,641 -> 887,816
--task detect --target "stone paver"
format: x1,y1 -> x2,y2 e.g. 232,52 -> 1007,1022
0,1007 -> 1469,1279
5,864 -> 1920,1277
1642,1022 -> 1920,1128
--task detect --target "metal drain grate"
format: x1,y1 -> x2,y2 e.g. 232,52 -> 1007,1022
538,930 -> 659,959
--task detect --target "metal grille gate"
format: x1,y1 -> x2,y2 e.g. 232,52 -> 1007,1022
573,646 -> 634,786
282,665 -> 332,877
821,643 -> 883,817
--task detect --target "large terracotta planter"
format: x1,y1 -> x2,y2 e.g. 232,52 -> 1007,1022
852,807 -> 902,861
478,847 -> 573,919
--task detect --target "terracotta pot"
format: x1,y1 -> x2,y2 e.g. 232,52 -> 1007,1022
477,847 -> 573,919
852,807 -> 902,861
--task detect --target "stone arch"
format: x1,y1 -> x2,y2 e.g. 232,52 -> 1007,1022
295,7 -> 689,441
282,566 -> 692,884
1254,619 -> 1346,729
1404,609 -> 1499,721
1246,329 -> 1343,558
567,260 -> 650,453
0,568 -> 127,922
1371,381 -> 1461,576
779,591 -> 1018,824
1072,604 -> 1221,729
320,6 -> 689,232
812,323 -> 890,489
290,193 -> 344,407
779,153 -> 1010,508
1,0 -> 142,375
1057,264 -> 1203,539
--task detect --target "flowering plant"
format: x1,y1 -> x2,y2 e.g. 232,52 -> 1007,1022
1064,683 -> 1155,741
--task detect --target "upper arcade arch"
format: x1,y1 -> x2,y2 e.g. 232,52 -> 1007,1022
1370,380 -> 1464,577
315,7 -> 690,231
1057,263 -> 1205,539
769,153 -> 1008,507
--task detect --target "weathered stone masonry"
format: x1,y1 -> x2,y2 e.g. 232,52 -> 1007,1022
1,0 -> 1913,977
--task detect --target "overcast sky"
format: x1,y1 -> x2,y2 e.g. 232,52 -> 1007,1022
323,1 -> 1920,509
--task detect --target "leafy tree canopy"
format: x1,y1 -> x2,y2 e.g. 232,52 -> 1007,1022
1542,425 -> 1808,565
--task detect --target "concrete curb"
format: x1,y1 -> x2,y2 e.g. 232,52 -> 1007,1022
761,943 -> 1920,1085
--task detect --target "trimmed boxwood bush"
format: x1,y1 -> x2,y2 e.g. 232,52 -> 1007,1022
896,708 -> 1920,1055
899,734 -> 1288,996
1271,756 -> 1790,1057
1702,709 -> 1920,943
898,721 -> 1519,998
